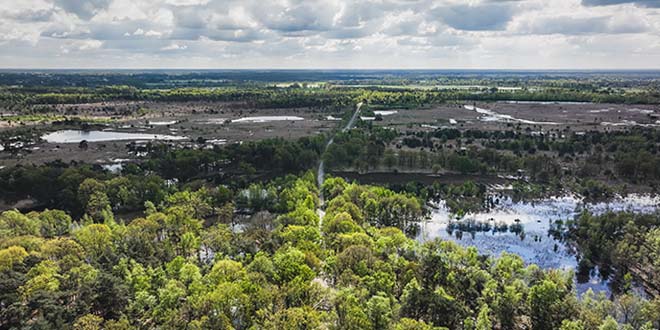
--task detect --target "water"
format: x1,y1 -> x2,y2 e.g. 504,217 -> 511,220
231,116 -> 304,123
148,120 -> 178,126
464,105 -> 560,125
102,163 -> 123,173
420,194 -> 660,294
196,118 -> 228,124
373,110 -> 398,116
601,121 -> 659,128
42,130 -> 188,143
207,139 -> 227,145
503,101 -> 594,105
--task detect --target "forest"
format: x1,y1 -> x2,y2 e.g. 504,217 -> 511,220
1,173 -> 659,329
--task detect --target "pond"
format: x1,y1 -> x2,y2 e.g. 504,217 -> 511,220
373,110 -> 398,116
502,101 -> 594,105
420,194 -> 660,294
148,120 -> 178,126
42,130 -> 188,143
231,116 -> 304,123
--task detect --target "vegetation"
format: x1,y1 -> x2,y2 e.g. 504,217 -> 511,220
553,211 -> 660,297
2,71 -> 660,329
324,126 -> 660,197
1,173 -> 659,329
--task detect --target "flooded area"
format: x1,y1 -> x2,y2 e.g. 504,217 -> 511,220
464,105 -> 560,125
148,120 -> 178,126
420,194 -> 660,293
373,110 -> 398,116
503,101 -> 594,105
601,120 -> 659,127
231,116 -> 304,123
42,130 -> 188,143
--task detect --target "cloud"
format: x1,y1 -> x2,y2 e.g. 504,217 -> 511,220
582,0 -> 660,8
53,0 -> 112,20
2,9 -> 54,22
161,42 -> 187,50
0,0 -> 659,68
166,0 -> 211,6
60,39 -> 103,53
431,3 -> 517,31
252,1 -> 339,32
518,15 -> 649,35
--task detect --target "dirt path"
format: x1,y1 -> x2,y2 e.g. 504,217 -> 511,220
317,102 -> 362,205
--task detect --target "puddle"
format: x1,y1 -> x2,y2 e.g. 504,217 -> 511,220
196,118 -> 228,124
503,101 -> 594,105
627,108 -> 655,114
464,105 -> 560,125
601,121 -> 659,128
148,120 -> 178,126
102,164 -> 123,173
42,130 -> 188,143
207,139 -> 227,145
231,116 -> 304,123
374,110 -> 398,116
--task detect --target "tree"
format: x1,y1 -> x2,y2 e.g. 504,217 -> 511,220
599,316 -> 619,330
74,224 -> 114,262
273,246 -> 315,284
528,280 -> 567,330
32,209 -> 72,237
0,210 -> 39,237
85,191 -> 111,222
366,294 -> 392,330
0,246 -> 28,272
270,306 -> 323,330
560,320 -> 586,330
476,304 -> 492,330
73,314 -> 102,330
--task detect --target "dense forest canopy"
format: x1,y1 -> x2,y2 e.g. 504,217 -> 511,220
1,174 -> 659,329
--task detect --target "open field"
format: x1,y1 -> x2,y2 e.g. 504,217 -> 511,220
372,102 -> 660,132
0,103 -> 341,167
3,97 -> 659,168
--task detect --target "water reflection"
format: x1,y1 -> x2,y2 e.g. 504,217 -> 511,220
42,130 -> 188,143
421,194 -> 660,294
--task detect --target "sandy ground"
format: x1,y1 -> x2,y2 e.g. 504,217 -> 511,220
2,100 -> 660,167
373,102 -> 660,132
0,102 -> 344,167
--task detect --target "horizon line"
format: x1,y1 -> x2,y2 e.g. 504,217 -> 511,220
2,68 -> 660,72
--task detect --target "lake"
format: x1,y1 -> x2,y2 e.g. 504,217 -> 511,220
231,116 -> 304,123
42,130 -> 188,143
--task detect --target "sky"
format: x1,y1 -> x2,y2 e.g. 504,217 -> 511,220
1,0 -> 660,69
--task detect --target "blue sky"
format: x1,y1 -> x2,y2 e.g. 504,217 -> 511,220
1,0 -> 659,69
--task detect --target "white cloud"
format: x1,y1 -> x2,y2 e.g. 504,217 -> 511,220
59,39 -> 103,53
161,42 -> 187,50
0,0 -> 658,68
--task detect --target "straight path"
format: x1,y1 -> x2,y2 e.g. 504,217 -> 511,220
317,102 -> 363,205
